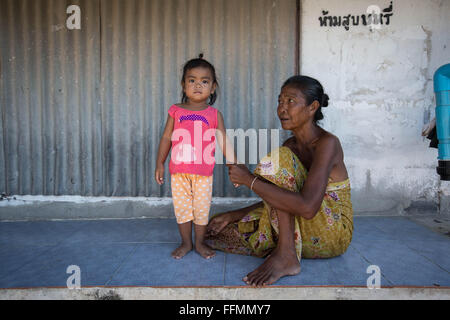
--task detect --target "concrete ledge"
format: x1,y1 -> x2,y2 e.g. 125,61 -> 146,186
0,196 -> 259,221
0,195 -> 444,221
1,286 -> 449,300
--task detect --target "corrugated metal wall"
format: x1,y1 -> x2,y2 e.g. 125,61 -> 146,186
0,0 -> 297,197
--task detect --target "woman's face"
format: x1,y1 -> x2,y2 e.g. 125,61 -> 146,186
277,85 -> 312,130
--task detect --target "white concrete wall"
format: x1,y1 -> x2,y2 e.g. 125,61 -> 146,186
300,0 -> 450,213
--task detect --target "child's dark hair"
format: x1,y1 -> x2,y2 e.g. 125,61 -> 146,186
282,75 -> 329,123
181,54 -> 219,105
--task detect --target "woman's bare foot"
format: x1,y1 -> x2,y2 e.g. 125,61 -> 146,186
171,242 -> 193,259
243,248 -> 300,286
195,242 -> 216,259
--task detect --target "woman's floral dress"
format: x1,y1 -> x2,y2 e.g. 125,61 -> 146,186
205,146 -> 353,263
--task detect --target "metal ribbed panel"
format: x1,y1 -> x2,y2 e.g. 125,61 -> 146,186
0,0 -> 296,197
1,0 -> 102,196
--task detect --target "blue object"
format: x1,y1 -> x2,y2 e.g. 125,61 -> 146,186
434,63 -> 450,180
1,217 -> 449,288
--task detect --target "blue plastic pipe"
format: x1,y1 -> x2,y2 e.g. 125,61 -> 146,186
434,63 -> 450,180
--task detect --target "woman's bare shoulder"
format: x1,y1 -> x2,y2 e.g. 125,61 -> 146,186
313,132 -> 343,162
318,131 -> 340,146
315,131 -> 347,179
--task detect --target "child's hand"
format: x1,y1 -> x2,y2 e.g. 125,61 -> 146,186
155,164 -> 165,185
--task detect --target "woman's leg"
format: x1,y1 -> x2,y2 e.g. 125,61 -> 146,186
243,208 -> 300,286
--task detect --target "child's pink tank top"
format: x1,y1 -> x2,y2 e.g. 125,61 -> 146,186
168,104 -> 218,177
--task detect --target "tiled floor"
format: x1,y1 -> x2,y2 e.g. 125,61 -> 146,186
0,217 -> 449,288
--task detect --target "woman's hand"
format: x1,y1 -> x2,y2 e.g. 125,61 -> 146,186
155,163 -> 165,185
206,212 -> 235,236
226,164 -> 254,187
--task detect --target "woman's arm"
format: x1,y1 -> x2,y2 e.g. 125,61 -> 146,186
228,135 -> 339,219
155,114 -> 174,185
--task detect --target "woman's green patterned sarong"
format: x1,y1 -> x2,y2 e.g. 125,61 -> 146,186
205,146 -> 353,262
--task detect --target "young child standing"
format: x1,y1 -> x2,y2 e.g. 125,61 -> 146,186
155,55 -> 236,259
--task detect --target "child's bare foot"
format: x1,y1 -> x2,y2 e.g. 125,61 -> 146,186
195,242 -> 216,259
171,243 -> 193,259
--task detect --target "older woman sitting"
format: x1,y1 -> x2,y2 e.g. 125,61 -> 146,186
205,75 -> 353,287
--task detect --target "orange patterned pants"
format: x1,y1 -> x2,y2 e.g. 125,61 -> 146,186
171,173 -> 213,225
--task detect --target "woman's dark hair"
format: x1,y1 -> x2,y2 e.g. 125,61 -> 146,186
181,53 -> 218,105
282,75 -> 329,123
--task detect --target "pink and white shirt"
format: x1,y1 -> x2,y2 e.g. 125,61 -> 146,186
168,104 -> 218,177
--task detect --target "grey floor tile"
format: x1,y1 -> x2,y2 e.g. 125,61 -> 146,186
351,239 -> 450,286
404,240 -> 450,273
107,243 -> 226,286
0,245 -> 55,281
0,220 -> 86,246
2,217 -> 449,288
140,218 -> 181,243
352,217 -> 393,242
63,219 -> 158,244
327,245 -> 393,286
354,217 -> 447,242
0,243 -> 137,288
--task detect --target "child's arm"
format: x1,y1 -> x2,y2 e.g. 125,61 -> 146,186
216,111 -> 240,188
216,111 -> 237,165
155,114 -> 174,185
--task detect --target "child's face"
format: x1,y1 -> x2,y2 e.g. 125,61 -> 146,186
183,67 -> 216,104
